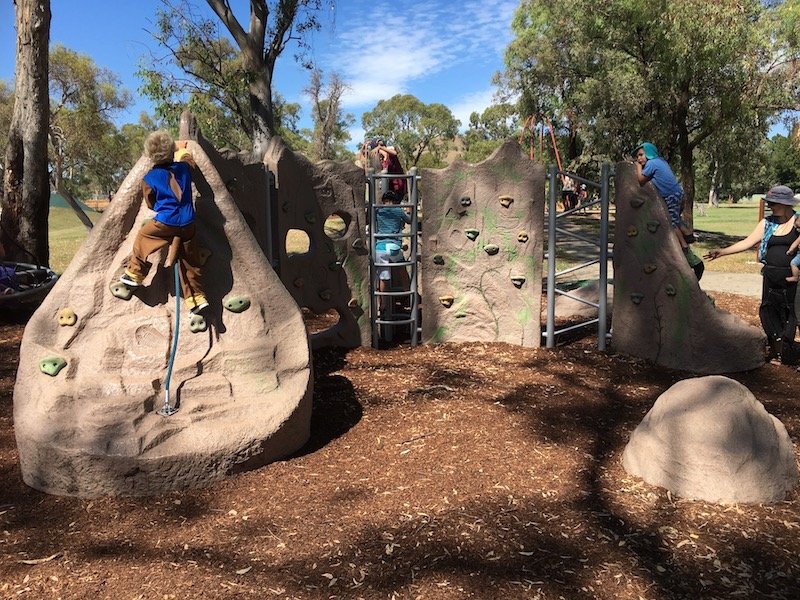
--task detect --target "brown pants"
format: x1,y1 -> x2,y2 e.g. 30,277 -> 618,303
126,220 -> 204,302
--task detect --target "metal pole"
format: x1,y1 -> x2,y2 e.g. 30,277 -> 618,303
409,168 -> 419,347
546,165 -> 557,349
597,163 -> 611,351
367,169 -> 378,348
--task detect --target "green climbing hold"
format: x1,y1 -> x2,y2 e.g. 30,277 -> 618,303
110,281 -> 134,300
646,221 -> 660,233
40,356 -> 67,377
510,275 -> 526,288
665,284 -> 676,296
189,314 -> 208,333
630,198 -> 645,208
432,255 -> 445,265
223,295 -> 251,313
631,292 -> 645,305
465,228 -> 480,241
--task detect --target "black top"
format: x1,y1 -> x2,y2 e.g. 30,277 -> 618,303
765,228 -> 799,268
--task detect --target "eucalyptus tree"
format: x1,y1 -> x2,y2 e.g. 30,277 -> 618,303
362,94 -> 460,167
500,0 -> 800,207
2,0 -> 50,265
304,69 -> 354,161
141,0 -> 334,158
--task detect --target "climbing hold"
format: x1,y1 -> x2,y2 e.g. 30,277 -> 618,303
630,293 -> 645,305
630,197 -> 645,208
432,254 -> 445,265
328,261 -> 342,271
665,284 -> 676,296
627,226 -> 638,237
643,264 -> 658,274
465,228 -> 480,241
304,211 -> 317,224
57,308 -> 77,327
109,281 -> 134,301
439,296 -> 455,308
352,238 -> 366,252
498,195 -> 514,208
517,232 -> 529,243
460,196 -> 472,207
293,278 -> 304,288
510,275 -> 526,288
189,314 -> 208,333
483,244 -> 500,256
319,289 -> 332,301
223,296 -> 251,313
347,298 -> 359,308
281,201 -> 289,213
646,221 -> 660,233
39,356 -> 67,377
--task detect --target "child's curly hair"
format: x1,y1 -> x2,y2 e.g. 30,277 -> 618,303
144,130 -> 176,164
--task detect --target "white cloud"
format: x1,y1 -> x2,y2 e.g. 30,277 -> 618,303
449,88 -> 500,132
322,0 -> 518,111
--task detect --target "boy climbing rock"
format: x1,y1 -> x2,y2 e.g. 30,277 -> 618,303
118,130 -> 208,314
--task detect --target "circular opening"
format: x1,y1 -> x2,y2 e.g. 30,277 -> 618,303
323,211 -> 352,240
285,229 -> 311,256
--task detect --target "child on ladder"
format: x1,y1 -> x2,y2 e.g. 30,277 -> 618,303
118,130 -> 207,315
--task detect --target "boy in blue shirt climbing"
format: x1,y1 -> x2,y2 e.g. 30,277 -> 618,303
634,142 -> 688,253
119,130 -> 207,314
374,190 -> 411,312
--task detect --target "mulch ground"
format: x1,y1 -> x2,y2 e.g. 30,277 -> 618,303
2,292 -> 800,599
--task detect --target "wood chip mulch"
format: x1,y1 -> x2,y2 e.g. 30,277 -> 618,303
2,292 -> 799,599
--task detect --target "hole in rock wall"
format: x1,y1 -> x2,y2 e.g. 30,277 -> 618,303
323,212 -> 352,240
301,307 -> 341,334
286,229 -> 311,256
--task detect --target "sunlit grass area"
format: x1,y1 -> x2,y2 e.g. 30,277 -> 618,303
692,200 -> 762,274
48,206 -> 101,274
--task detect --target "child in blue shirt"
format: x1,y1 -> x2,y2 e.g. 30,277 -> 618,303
374,190 -> 411,310
119,130 -> 207,314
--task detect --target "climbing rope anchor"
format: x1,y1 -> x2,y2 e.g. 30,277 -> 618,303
158,237 -> 183,417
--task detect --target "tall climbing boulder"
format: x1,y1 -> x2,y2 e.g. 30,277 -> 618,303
613,163 -> 765,373
420,141 -> 545,346
13,130 -> 312,497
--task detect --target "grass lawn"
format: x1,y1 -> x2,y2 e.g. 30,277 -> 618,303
48,206 -> 101,274
692,199 -> 763,274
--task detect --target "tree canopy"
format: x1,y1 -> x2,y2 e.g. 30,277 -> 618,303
361,94 -> 460,168
500,0 -> 800,204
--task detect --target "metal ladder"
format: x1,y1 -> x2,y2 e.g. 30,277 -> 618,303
367,167 -> 420,348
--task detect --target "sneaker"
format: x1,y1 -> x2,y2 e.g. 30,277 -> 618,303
189,301 -> 209,315
119,274 -> 140,287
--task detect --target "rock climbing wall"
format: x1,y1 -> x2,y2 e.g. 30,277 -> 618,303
420,141 -> 545,346
613,162 -> 765,373
264,138 -> 371,349
13,131 -> 312,497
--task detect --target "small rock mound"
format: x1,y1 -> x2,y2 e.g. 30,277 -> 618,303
622,376 -> 798,503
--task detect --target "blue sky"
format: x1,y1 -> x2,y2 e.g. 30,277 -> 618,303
0,0 -> 519,150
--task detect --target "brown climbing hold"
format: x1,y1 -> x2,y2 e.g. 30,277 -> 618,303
499,195 -> 514,208
439,296 -> 455,308
465,228 -> 480,241
665,284 -> 676,296
631,293 -> 645,305
483,244 -> 500,256
319,289 -> 332,301
348,298 -> 359,308
627,226 -> 638,237
643,264 -> 657,274
432,255 -> 445,265
517,232 -> 529,243
193,246 -> 212,266
630,198 -> 645,208
57,308 -> 77,327
510,275 -> 526,288
293,278 -> 304,288
460,196 -> 471,206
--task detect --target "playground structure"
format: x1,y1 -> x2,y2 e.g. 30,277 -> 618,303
11,114 -> 768,497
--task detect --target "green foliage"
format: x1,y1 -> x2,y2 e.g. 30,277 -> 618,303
304,69 -> 355,161
48,45 -> 133,200
462,103 -> 519,163
767,134 -> 800,189
500,0 -> 800,204
361,94 -> 460,167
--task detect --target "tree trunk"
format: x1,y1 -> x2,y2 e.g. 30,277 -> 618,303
1,0 -> 51,266
249,72 -> 274,159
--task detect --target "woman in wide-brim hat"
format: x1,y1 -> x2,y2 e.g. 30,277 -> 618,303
705,185 -> 800,364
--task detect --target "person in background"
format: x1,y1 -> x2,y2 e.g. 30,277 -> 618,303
374,189 -> 411,313
704,185 -> 798,364
374,139 -> 407,200
118,130 -> 208,315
